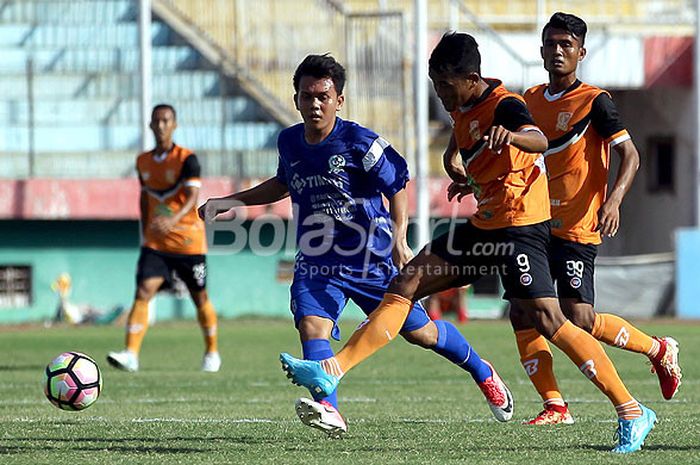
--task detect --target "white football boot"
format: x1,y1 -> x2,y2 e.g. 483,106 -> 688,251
295,397 -> 348,438
106,350 -> 139,372
202,352 -> 222,372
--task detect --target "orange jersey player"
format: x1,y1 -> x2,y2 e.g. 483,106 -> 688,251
280,32 -> 659,453
107,104 -> 221,373
509,12 -> 681,429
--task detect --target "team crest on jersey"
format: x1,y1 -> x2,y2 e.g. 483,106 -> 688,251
520,273 -> 533,286
142,171 -> 151,181
328,154 -> 346,174
570,277 -> 582,289
469,120 -> 481,141
165,169 -> 176,183
556,112 -> 573,131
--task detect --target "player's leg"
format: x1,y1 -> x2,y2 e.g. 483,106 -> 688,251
402,315 -> 514,422
280,221 -> 509,394
280,249 -> 458,396
502,223 -> 656,452
289,275 -> 348,437
107,248 -> 166,372
510,303 -> 572,425
189,288 -> 221,372
553,237 -> 681,399
176,254 -> 220,372
347,271 -> 512,422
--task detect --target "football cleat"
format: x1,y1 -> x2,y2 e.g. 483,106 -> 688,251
280,353 -> 339,398
524,403 -> 575,425
295,397 -> 348,438
650,336 -> 682,400
477,360 -> 514,422
106,350 -> 139,372
612,404 -> 657,453
202,351 -> 222,372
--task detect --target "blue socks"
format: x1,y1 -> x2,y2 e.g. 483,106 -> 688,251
301,338 -> 338,408
432,320 -> 492,383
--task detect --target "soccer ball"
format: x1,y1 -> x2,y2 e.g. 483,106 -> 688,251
43,352 -> 102,411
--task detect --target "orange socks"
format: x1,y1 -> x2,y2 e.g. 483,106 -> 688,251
591,313 -> 659,358
125,299 -> 150,354
515,329 -> 565,407
197,300 -> 219,353
325,293 -> 412,376
551,321 -> 640,419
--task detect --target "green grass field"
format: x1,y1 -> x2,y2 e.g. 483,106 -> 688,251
0,319 -> 697,464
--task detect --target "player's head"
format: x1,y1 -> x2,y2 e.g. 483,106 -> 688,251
150,104 -> 177,145
292,54 -> 345,135
428,32 -> 482,112
541,12 -> 587,77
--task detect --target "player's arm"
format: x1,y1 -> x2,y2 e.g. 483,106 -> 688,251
139,190 -> 149,236
388,187 -> 413,270
484,97 -> 547,153
365,137 -> 413,269
591,93 -> 640,237
198,177 -> 289,221
443,132 -> 467,183
150,154 -> 201,236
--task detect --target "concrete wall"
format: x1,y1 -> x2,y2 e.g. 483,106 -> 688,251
598,87 -> 696,256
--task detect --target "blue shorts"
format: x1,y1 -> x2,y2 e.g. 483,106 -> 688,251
290,267 -> 430,341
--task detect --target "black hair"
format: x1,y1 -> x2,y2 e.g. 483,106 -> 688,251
428,32 -> 481,76
293,54 -> 346,94
152,103 -> 177,120
542,12 -> 587,46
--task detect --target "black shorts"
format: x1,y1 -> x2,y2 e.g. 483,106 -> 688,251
427,220 -> 556,301
136,247 -> 207,292
548,236 -> 597,305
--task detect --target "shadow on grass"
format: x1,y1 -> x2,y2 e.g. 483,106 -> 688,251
0,364 -> 47,371
576,444 -> 700,452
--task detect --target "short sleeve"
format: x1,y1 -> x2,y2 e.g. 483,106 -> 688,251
181,154 -> 202,188
493,97 -> 538,132
363,137 -> 409,198
590,93 -> 629,145
275,156 -> 288,185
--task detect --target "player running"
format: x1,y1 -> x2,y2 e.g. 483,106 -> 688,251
199,54 -> 512,437
107,104 -> 221,373
280,33 -> 657,453
510,12 -> 681,426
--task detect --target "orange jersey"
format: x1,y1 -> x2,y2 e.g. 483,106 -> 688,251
451,80 -> 550,230
137,144 -> 206,255
524,81 -> 630,245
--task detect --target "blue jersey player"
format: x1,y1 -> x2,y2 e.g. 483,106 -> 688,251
199,54 -> 513,437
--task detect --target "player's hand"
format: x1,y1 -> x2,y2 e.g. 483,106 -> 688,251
447,182 -> 473,203
197,202 -> 208,221
445,159 -> 468,184
392,241 -> 414,271
597,200 -> 620,237
198,200 -> 238,223
482,125 -> 513,153
151,215 -> 177,236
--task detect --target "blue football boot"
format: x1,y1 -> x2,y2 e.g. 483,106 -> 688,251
612,403 -> 657,453
280,353 -> 339,398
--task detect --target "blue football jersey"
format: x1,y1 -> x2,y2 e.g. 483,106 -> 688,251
276,117 -> 409,272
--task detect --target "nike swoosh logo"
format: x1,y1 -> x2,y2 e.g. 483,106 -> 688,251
502,390 -> 513,413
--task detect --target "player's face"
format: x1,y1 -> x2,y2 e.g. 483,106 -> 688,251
294,76 -> 344,137
429,69 -> 478,112
541,28 -> 586,77
150,108 -> 177,144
